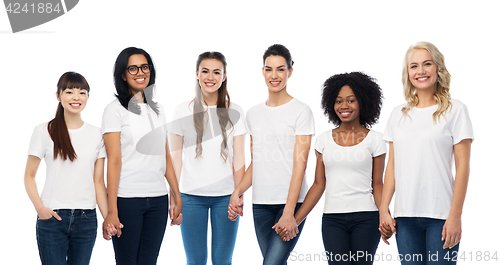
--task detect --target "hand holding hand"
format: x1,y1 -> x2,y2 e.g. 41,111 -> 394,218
379,212 -> 396,245
228,192 -> 243,221
272,212 -> 299,242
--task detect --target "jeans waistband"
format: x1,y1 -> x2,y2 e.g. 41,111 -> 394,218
53,209 -> 96,214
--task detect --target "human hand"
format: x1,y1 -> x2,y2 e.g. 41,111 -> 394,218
228,192 -> 243,221
37,207 -> 62,221
104,222 -> 124,240
170,198 -> 183,226
442,216 -> 461,249
379,212 -> 396,245
272,212 -> 298,241
103,213 -> 122,239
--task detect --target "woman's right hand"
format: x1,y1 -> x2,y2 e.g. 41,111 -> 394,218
228,192 -> 243,221
37,206 -> 61,221
103,213 -> 122,239
379,211 -> 396,245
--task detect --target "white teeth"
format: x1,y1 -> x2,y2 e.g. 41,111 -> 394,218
136,78 -> 145,81
417,77 -> 428,81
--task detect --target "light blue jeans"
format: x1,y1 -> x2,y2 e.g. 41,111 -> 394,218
396,217 -> 460,265
180,193 -> 239,265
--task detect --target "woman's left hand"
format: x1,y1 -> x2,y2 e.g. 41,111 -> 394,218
272,212 -> 298,241
442,216 -> 461,249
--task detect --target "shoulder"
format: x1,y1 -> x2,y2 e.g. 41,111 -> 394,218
449,99 -> 467,111
291,98 -> 312,111
229,101 -> 244,112
104,99 -> 124,112
246,102 -> 266,115
84,122 -> 103,135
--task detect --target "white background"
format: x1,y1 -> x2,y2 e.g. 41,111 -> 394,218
1,1 -> 498,264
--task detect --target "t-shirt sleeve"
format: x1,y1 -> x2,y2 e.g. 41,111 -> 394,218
232,105 -> 247,136
451,103 -> 474,145
98,137 -> 106,159
372,131 -> 387,157
245,109 -> 252,136
101,102 -> 123,134
28,125 -> 45,159
383,107 -> 399,142
295,104 -> 315,135
314,132 -> 325,154
168,104 -> 184,136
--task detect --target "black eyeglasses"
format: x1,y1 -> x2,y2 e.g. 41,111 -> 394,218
126,64 -> 151,75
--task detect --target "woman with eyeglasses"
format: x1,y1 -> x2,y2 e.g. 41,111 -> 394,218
101,47 -> 182,264
24,72 -> 108,264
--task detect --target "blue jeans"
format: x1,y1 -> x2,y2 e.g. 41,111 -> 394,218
36,209 -> 97,265
112,195 -> 169,265
322,211 -> 380,265
395,217 -> 459,265
252,203 -> 305,265
180,193 -> 239,265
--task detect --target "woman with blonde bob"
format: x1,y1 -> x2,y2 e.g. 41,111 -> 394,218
379,42 -> 473,265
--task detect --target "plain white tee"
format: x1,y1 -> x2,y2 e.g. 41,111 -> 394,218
246,98 -> 315,204
28,122 -> 106,210
383,99 -> 474,219
101,99 -> 168,198
169,101 -> 246,196
315,129 -> 386,213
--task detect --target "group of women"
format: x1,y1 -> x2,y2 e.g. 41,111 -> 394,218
24,41 -> 473,265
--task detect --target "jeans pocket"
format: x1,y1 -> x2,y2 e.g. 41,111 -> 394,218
37,215 -> 55,221
82,210 -> 97,219
180,193 -> 191,198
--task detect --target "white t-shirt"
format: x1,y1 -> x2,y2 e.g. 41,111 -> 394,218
383,99 -> 474,219
246,98 -> 315,204
169,101 -> 246,196
315,129 -> 386,213
101,99 -> 168,198
28,122 -> 106,210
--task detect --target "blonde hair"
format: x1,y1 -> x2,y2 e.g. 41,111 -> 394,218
401,41 -> 452,123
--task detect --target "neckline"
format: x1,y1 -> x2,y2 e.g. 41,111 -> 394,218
68,122 -> 86,133
263,98 -> 296,109
330,129 -> 370,148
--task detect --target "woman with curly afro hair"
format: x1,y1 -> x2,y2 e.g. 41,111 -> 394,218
282,72 -> 387,265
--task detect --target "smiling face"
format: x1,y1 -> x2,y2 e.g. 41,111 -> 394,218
122,54 -> 150,96
263,55 -> 293,93
57,87 -> 88,115
196,58 -> 226,98
408,49 -> 438,92
335,85 -> 360,124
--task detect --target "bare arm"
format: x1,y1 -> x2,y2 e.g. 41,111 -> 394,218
379,142 -> 396,245
24,155 -> 61,221
272,134 -> 312,240
442,139 -> 472,249
102,132 -> 122,238
293,150 -> 325,226
94,158 -> 108,219
229,136 -> 253,220
165,137 -> 183,226
372,154 -> 386,209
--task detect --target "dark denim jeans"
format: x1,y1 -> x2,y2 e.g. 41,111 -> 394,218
322,211 -> 380,265
396,217 -> 459,265
112,194 -> 169,265
180,193 -> 239,265
36,209 -> 97,265
252,203 -> 305,265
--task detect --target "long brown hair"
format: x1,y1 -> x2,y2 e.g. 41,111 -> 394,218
48,72 -> 90,161
192,52 -> 233,161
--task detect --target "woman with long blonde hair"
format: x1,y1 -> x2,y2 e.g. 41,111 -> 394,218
379,42 -> 473,265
